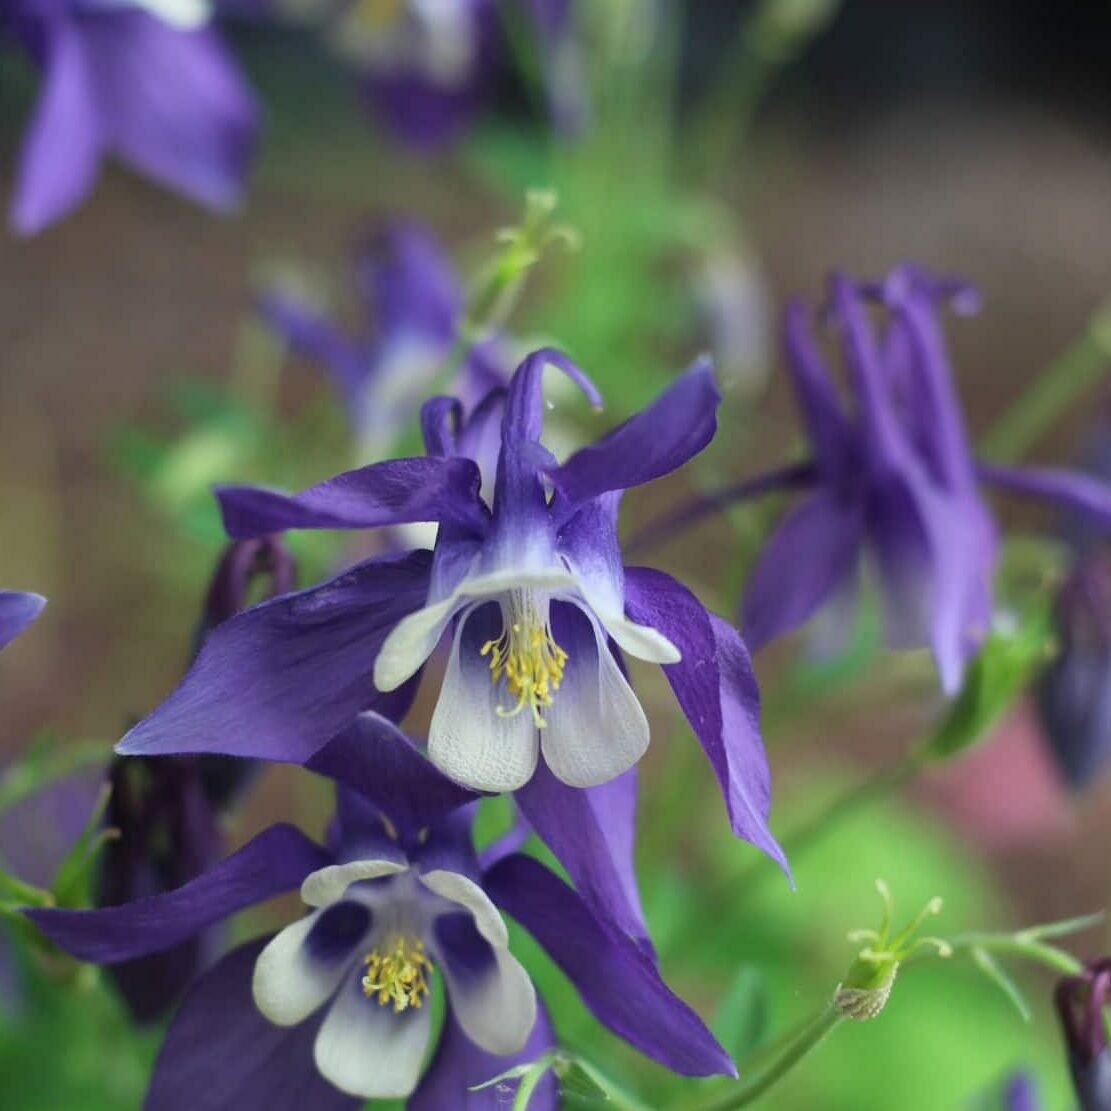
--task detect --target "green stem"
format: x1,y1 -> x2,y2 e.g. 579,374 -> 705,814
941,933 -> 1085,977
980,301 -> 1111,463
680,1004 -> 842,1111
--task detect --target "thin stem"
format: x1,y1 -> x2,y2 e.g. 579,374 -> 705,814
980,301 -> 1111,464
941,933 -> 1086,978
625,460 -> 816,555
680,1004 -> 842,1111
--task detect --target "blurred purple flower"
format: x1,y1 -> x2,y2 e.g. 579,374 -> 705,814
98,536 -> 296,1023
640,265 -> 1111,694
260,222 -> 506,454
326,0 -> 496,147
116,349 -> 789,879
2,0 -> 259,236
1036,557 -> 1111,790
1003,1073 -> 1040,1111
1057,959 -> 1111,1111
525,0 -> 589,135
0,590 -> 45,652
30,714 -> 734,1105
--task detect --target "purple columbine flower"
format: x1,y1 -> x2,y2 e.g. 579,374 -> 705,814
643,265 -> 1111,694
97,536 -> 296,1023
115,348 -> 788,877
2,0 -> 259,236
0,590 -> 45,652
326,0 -> 496,148
30,714 -> 735,1106
259,222 -> 506,455
1056,959 -> 1111,1111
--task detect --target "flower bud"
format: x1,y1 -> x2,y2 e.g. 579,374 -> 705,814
1056,959 -> 1111,1111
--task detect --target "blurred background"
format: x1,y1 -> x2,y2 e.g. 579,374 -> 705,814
2,1 -> 1111,1107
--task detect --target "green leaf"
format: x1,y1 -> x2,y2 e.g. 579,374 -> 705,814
552,1057 -> 612,1105
712,964 -> 770,1058
924,605 -> 1054,761
970,947 -> 1031,1022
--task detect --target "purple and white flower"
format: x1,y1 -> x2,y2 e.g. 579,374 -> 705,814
30,715 -> 735,1106
114,348 -> 788,874
2,0 -> 259,236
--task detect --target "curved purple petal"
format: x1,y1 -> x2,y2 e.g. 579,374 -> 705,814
0,591 -> 46,652
146,937 -> 359,1111
1003,1073 -> 1039,1111
10,22 -> 102,236
116,551 -> 432,762
625,568 -> 789,876
978,463 -> 1111,531
485,853 -> 735,1079
514,763 -> 650,948
547,360 -> 721,506
83,13 -> 258,212
217,457 -> 487,539
409,998 -> 558,1111
740,490 -> 863,652
307,713 -> 479,836
26,824 -> 329,964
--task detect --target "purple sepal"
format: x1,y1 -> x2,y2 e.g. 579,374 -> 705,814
0,591 -> 46,653
624,568 -> 789,878
145,937 -> 360,1111
216,456 -> 487,540
409,999 -> 559,1110
485,853 -> 736,1079
307,713 -> 479,839
978,463 -> 1111,531
515,763 -> 651,947
547,360 -> 721,509
115,551 -> 433,763
27,824 -> 329,964
1003,1073 -> 1040,1111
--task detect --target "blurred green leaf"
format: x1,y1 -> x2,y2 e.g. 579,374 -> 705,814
925,605 -> 1054,761
970,947 -> 1032,1023
712,965 -> 770,1058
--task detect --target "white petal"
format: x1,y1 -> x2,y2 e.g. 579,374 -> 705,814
594,609 -> 680,664
252,912 -> 359,1027
418,870 -> 509,948
301,860 -> 408,909
373,594 -> 460,692
541,628 -> 650,787
422,870 -> 536,1056
427,619 -> 539,792
442,943 -> 536,1056
313,971 -> 433,1100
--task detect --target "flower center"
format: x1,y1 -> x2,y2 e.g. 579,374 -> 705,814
361,934 -> 433,1013
481,591 -> 568,728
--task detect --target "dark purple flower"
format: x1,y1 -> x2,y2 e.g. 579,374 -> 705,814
260,222 -> 506,453
1056,959 -> 1111,1111
1036,557 -> 1111,789
0,590 -> 45,652
327,0 -> 496,148
98,536 -> 296,1022
2,0 -> 259,236
116,349 -> 788,879
30,714 -> 734,1105
648,265 -> 1111,694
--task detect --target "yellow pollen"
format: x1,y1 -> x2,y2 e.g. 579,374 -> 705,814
361,935 -> 433,1013
480,594 -> 567,728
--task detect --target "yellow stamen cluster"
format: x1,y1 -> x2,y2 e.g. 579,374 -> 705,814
481,594 -> 568,727
361,936 -> 433,1014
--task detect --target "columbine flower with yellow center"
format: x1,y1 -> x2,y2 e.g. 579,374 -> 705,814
31,715 -> 736,1107
114,347 -> 790,880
